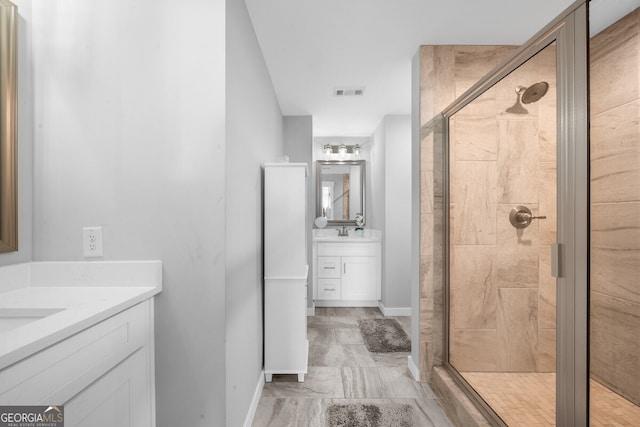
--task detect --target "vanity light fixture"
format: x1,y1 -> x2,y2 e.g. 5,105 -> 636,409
322,144 -> 363,157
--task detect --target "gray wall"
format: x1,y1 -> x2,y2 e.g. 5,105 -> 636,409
0,0 -> 33,267
384,115 -> 412,309
371,115 -> 412,310
283,116 -> 313,308
226,0 -> 284,424
410,51 -> 421,373
27,0 -> 280,425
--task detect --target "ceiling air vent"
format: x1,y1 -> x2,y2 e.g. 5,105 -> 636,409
334,87 -> 365,97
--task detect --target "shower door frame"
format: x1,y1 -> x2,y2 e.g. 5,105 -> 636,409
440,1 -> 589,425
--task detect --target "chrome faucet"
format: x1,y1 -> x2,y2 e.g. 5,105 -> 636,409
338,225 -> 349,237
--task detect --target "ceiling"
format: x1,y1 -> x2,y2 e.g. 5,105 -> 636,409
244,0 -> 575,137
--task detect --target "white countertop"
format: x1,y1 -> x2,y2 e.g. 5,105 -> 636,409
0,261 -> 162,370
312,228 -> 382,243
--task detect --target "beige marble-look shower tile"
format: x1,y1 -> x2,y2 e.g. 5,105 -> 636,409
497,288 -> 538,372
263,367 -> 345,398
450,245 -> 497,329
420,340 -> 434,383
538,246 -> 557,330
496,204 -> 540,285
453,116 -> 498,161
452,161 -> 497,245
420,46 -> 436,124
539,167 -> 557,246
454,46 -> 499,97
420,213 -> 434,299
433,45 -> 456,113
252,397 -> 323,427
538,328 -> 556,373
449,329 -> 498,372
537,43 -> 557,164
591,201 -> 640,304
421,129 -> 434,173
456,88 -> 498,118
341,367 -> 385,398
421,171 -> 434,214
590,9 -> 640,115
590,291 -> 640,404
590,101 -> 640,204
497,118 -> 540,204
420,297 -> 434,343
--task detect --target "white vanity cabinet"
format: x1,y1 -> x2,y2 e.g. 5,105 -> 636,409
314,237 -> 381,305
0,301 -> 156,427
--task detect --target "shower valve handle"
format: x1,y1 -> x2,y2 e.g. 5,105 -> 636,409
509,206 -> 546,229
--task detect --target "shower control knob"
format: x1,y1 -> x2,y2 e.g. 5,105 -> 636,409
509,206 -> 546,229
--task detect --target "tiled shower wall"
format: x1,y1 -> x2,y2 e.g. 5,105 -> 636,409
590,9 -> 640,406
418,45 -> 516,381
418,44 -> 558,381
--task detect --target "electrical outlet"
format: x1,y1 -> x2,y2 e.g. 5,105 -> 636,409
83,226 -> 104,257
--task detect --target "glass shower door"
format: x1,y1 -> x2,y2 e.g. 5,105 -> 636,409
447,42 -> 558,426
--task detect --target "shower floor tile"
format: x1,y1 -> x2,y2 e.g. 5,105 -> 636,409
461,371 -> 640,426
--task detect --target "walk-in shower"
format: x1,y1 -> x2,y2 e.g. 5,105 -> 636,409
438,3 -> 640,425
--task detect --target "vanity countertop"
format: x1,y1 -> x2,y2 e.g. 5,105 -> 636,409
0,261 -> 162,370
312,228 -> 382,243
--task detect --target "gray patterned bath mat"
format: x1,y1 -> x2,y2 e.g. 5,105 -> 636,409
357,318 -> 411,353
326,403 -> 417,427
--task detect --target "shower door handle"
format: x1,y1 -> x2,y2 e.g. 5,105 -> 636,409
509,206 -> 546,229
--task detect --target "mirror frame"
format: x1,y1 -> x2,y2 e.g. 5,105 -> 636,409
0,0 -> 18,253
316,160 -> 366,226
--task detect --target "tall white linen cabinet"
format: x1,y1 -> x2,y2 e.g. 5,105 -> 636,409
263,162 -> 309,382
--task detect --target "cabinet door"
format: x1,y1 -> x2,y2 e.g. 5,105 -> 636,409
342,256 -> 377,300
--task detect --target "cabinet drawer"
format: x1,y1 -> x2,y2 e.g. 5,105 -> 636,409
317,257 -> 341,278
318,243 -> 377,257
317,279 -> 341,300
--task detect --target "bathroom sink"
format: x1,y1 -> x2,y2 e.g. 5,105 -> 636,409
0,308 -> 65,335
313,228 -> 382,242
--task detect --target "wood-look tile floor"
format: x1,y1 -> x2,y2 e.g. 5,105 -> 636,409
253,307 -> 452,427
462,372 -> 640,426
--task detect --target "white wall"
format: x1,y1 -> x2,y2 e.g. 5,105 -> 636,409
225,0 -> 284,425
283,116 -> 313,307
371,115 -> 412,310
0,0 -> 33,266
31,1 -> 227,426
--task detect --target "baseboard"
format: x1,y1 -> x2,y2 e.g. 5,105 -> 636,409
242,369 -> 265,427
378,301 -> 412,316
407,355 -> 420,382
314,300 -> 379,307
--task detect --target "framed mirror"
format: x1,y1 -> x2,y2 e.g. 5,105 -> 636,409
316,160 -> 365,226
0,0 -> 18,253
